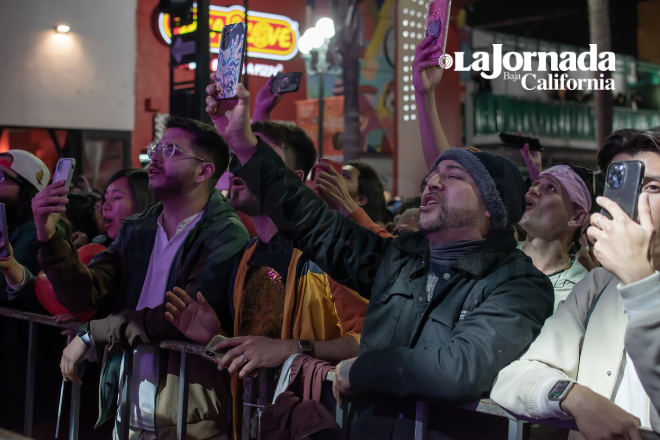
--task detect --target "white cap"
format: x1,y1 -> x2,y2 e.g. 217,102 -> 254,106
0,150 -> 50,191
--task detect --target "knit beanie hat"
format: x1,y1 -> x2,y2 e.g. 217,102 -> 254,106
431,148 -> 526,230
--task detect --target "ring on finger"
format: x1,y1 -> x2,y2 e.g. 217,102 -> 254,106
240,354 -> 247,364
596,215 -> 604,229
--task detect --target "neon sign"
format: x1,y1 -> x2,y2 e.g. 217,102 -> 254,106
158,5 -> 300,61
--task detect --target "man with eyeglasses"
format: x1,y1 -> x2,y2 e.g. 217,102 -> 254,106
32,117 -> 249,440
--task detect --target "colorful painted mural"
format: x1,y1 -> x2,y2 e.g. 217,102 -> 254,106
299,0 -> 396,157
358,0 -> 396,154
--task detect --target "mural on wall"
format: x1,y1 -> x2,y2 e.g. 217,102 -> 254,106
299,0 -> 395,157
357,0 -> 395,154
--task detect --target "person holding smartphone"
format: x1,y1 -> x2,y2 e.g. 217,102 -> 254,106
32,117 -> 249,440
0,150 -> 50,311
492,129 -> 660,439
206,80 -> 553,439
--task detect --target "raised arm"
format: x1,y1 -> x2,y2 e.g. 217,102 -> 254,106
206,78 -> 391,296
252,76 -> 282,122
413,36 -> 451,169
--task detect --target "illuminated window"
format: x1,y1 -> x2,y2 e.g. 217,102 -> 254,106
403,65 -> 409,72
411,55 -> 415,61
417,22 -> 422,28
410,21 -> 415,27
404,114 -> 410,121
411,104 -> 417,110
403,8 -> 408,13
417,33 -> 423,39
403,85 -> 409,91
417,11 -> 422,17
404,95 -> 409,101
403,43 -> 409,50
403,56 -> 409,62
403,20 -> 409,26
410,94 -> 416,101
403,31 -> 409,37
411,114 -> 417,120
404,105 -> 410,111
403,75 -> 409,82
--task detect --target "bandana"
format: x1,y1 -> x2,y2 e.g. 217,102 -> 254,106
539,165 -> 592,212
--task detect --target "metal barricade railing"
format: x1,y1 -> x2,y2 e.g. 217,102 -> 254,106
2,306 -> 658,440
0,307 -> 80,440
0,307 -> 203,440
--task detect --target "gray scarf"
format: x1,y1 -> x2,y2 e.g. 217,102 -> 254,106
429,240 -> 481,271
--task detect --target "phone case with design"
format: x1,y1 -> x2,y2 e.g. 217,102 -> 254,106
425,0 -> 452,59
215,22 -> 246,99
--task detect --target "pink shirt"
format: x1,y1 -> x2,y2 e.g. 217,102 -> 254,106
117,211 -> 203,430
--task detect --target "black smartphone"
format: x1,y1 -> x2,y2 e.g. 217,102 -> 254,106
270,72 -> 302,94
601,160 -> 645,220
0,203 -> 8,258
498,133 -> 543,152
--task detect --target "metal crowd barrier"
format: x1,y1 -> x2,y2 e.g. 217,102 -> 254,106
1,307 -> 659,440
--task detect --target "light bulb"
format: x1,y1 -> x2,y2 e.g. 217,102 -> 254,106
315,17 -> 335,39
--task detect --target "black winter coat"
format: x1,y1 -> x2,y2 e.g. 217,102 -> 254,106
233,140 -> 554,439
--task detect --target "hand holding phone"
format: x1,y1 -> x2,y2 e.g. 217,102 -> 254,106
307,159 -> 343,189
32,182 -> 68,241
202,334 -> 230,365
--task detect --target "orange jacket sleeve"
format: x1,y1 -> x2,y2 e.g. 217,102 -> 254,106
347,208 -> 393,239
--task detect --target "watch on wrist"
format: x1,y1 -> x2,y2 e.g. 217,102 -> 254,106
547,379 -> 575,414
298,339 -> 315,357
77,322 -> 94,348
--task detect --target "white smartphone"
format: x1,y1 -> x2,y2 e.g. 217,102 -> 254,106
52,158 -> 76,206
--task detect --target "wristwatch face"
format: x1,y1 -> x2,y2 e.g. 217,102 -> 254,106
299,340 -> 313,354
548,380 -> 571,400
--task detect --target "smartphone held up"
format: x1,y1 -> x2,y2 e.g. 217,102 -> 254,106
601,160 -> 645,221
215,22 -> 247,100
425,0 -> 452,58
52,158 -> 76,206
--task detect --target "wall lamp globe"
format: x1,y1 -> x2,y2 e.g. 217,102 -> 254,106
315,17 -> 335,39
298,34 -> 313,54
55,25 -> 71,33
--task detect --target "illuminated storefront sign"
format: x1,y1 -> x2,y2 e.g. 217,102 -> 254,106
158,5 -> 300,61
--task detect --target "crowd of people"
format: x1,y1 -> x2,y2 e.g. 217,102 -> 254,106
0,35 -> 659,440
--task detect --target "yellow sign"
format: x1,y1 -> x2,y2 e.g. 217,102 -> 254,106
158,5 -> 300,61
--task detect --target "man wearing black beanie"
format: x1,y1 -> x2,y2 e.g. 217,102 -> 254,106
207,83 -> 554,440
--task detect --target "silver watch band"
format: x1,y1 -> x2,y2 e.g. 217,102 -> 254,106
79,331 -> 94,348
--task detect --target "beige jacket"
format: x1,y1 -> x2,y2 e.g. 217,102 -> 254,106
491,267 -> 659,436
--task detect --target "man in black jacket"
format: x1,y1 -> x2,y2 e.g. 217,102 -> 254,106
206,82 -> 553,439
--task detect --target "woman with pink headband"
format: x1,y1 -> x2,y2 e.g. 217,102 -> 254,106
518,164 -> 592,311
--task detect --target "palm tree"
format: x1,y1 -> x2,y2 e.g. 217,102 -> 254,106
588,0 -> 613,150
332,0 -> 365,161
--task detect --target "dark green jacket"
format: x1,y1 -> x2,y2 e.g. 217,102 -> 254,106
232,140 -> 554,439
38,190 -> 248,438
